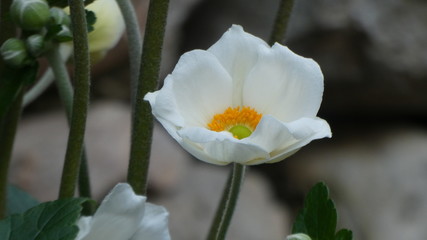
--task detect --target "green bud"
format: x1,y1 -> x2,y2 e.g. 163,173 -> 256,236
286,233 -> 312,240
53,25 -> 73,42
0,38 -> 31,67
10,0 -> 50,31
26,34 -> 45,57
49,7 -> 71,26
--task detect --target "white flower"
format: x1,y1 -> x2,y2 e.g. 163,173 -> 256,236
286,233 -> 312,240
62,0 -> 125,61
76,183 -> 170,240
144,25 -> 331,165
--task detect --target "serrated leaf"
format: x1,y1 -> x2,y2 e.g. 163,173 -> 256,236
292,182 -> 337,240
6,185 -> 39,216
335,229 -> 353,240
85,10 -> 97,32
0,64 -> 38,119
0,198 -> 87,240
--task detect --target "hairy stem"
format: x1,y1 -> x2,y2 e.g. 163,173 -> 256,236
269,0 -> 294,45
127,0 -> 169,195
58,0 -> 90,199
207,163 -> 246,240
46,46 -> 93,213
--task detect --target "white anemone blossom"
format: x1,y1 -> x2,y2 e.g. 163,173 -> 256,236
76,183 -> 170,240
145,25 -> 331,165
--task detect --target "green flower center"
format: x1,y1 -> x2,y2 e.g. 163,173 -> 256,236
229,125 -> 253,139
207,106 -> 262,139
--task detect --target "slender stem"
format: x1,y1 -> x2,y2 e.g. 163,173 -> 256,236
59,0 -> 90,199
0,0 -> 18,219
268,0 -> 294,45
0,90 -> 23,219
45,46 -> 93,212
115,0 -> 142,107
127,0 -> 169,195
207,164 -> 246,240
78,153 -> 94,215
23,69 -> 55,107
45,46 -> 73,118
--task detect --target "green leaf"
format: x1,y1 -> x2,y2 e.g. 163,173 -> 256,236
0,198 -> 87,240
6,185 -> 39,216
292,182 -> 352,240
335,229 -> 353,240
85,10 -> 97,33
0,64 -> 38,119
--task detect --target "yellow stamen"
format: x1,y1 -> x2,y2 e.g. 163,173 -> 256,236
207,106 -> 262,139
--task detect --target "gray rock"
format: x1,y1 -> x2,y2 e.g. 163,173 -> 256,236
10,101 -> 189,200
156,163 -> 289,240
286,0 -> 427,116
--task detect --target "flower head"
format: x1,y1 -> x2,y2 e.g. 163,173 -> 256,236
62,0 -> 125,61
76,183 -> 170,240
145,25 -> 331,165
85,0 -> 125,59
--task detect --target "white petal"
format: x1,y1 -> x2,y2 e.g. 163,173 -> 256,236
75,217 -> 92,240
208,25 -> 269,106
168,50 -> 233,127
145,75 -> 184,141
243,43 -> 324,122
80,183 -> 146,240
178,127 -> 270,164
266,117 -> 331,163
242,115 -> 297,165
86,0 -> 125,53
131,203 -> 171,240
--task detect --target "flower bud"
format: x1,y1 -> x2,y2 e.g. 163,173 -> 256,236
49,7 -> 71,26
53,25 -> 73,42
0,38 -> 31,67
26,34 -> 45,57
10,0 -> 50,31
286,233 -> 312,240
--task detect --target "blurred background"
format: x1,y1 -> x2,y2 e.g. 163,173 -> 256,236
9,0 -> 427,239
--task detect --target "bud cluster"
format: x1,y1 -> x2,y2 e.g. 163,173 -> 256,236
1,0 -> 73,68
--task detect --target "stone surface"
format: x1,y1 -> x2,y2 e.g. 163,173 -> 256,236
10,101 -> 189,200
286,125 -> 427,240
286,0 -> 427,116
156,163 -> 289,240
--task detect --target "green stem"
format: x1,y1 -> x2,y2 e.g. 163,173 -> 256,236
23,69 -> 54,106
0,90 -> 23,219
127,0 -> 169,195
46,46 -> 93,213
0,0 -> 18,219
207,164 -> 246,240
59,0 -> 90,199
115,0 -> 142,106
268,0 -> 294,45
45,46 -> 73,118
